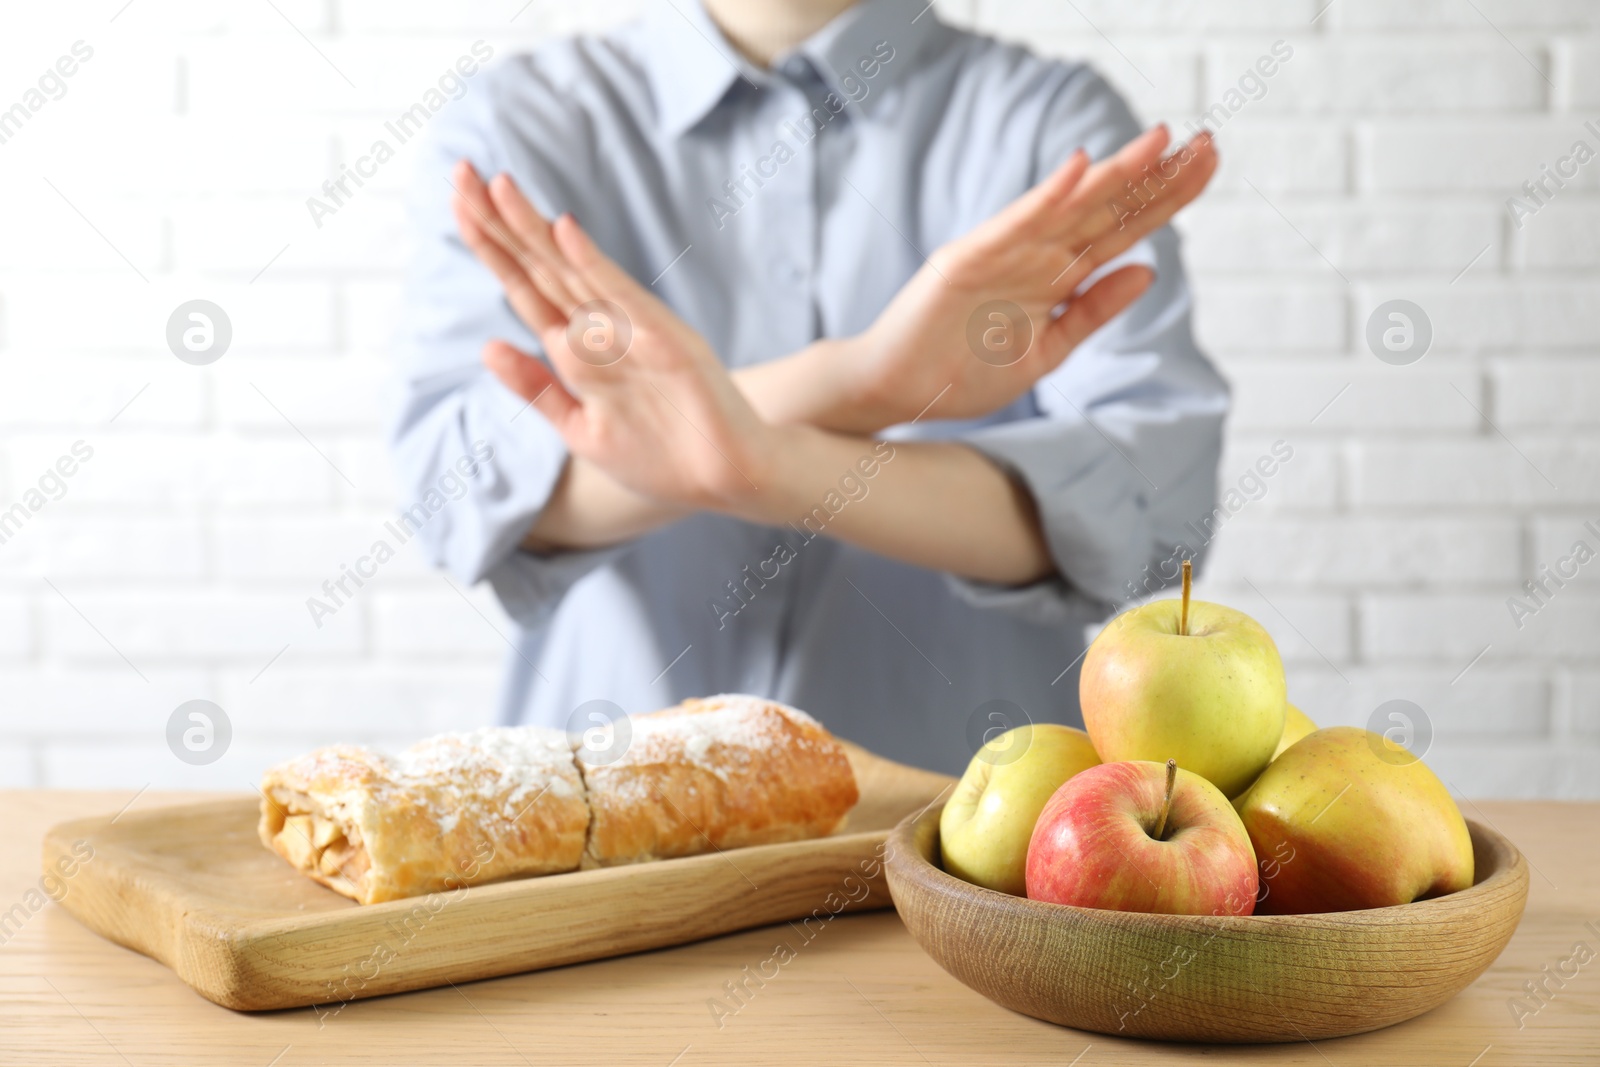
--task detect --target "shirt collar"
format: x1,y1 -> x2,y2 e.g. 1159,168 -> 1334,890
637,0 -> 949,138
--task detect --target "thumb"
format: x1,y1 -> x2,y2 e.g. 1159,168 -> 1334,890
1044,265 -> 1154,365
483,340 -> 582,435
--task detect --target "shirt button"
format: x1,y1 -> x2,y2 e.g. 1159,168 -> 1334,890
770,259 -> 806,285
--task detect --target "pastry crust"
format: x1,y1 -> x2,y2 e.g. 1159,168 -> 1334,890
581,695 -> 861,867
258,728 -> 588,905
259,695 -> 859,903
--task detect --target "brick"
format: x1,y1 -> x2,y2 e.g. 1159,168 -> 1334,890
1217,437 -> 1339,512
0,277 -> 337,353
1210,123 -> 1348,193
975,0 -> 1316,32
1206,516 -> 1520,587
1191,280 -> 1346,352
112,0 -> 328,33
0,360 -> 203,427
1527,514 -> 1600,573
214,515 -> 434,582
1418,743 -> 1600,800
1208,43 -> 1545,115
371,586 -> 517,658
213,357 -> 387,429
1570,672 -> 1600,737
335,439 -> 409,508
0,185 -> 166,274
1360,120 -> 1600,193
1330,1 -> 1600,30
38,739 -> 314,791
1350,439 -> 1600,508
173,193 -> 410,274
0,595 -> 30,658
0,668 -> 210,735
1519,202 -> 1600,269
1188,581 -> 1352,664
1285,665 -> 1550,739
1561,41 -> 1600,110
0,746 -> 33,787
1227,363 -> 1484,432
0,515 -> 205,583
1025,39 -> 1200,118
184,37 -> 504,117
1362,592 -> 1600,662
344,280 -> 407,350
42,590 -> 363,661
1179,199 -> 1499,274
35,115 -> 334,195
1491,359 -> 1600,427
1353,281 -> 1600,352
340,1 -> 556,31
217,664 -> 500,734
1,433 -> 338,509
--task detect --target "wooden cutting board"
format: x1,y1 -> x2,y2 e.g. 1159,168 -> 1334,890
41,743 -> 952,1012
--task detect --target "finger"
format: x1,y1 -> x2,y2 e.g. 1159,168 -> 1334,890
1044,134 -> 1216,298
1071,132 -> 1218,263
979,148 -> 1091,242
452,195 -> 569,335
483,339 -> 582,435
487,172 -> 597,308
551,214 -> 672,320
452,161 -> 581,313
1050,125 -> 1182,238
1045,265 -> 1155,361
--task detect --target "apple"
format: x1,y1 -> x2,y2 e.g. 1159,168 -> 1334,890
1081,560 -> 1286,797
1274,703 -> 1317,759
940,723 -> 1100,895
1235,726 -> 1474,914
1231,703 -> 1320,805
1026,759 -> 1258,916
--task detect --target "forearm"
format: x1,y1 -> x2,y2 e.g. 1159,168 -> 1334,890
733,337 -> 879,432
522,456 -> 689,553
736,426 -> 1054,586
523,340 -> 870,553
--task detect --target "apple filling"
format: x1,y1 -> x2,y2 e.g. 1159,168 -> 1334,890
266,795 -> 370,896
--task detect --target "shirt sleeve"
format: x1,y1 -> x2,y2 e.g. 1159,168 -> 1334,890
389,64 -> 627,630
946,65 -> 1230,623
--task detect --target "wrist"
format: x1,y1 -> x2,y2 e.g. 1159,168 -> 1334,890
734,336 -> 886,434
725,421 -> 811,527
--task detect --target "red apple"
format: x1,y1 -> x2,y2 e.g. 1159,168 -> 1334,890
1026,760 -> 1258,916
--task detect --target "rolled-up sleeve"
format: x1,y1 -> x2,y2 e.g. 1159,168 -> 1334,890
390,65 -> 625,629
947,66 -> 1229,621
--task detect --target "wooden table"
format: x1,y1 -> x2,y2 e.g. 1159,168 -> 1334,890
2,792 -> 1595,1065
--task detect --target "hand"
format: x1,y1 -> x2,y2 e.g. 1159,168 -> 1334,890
811,126 -> 1217,433
451,163 -> 775,511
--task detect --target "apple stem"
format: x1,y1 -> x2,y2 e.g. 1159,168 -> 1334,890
1179,559 -> 1192,637
1153,759 -> 1177,841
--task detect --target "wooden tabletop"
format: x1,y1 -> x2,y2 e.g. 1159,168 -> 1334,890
2,792 -> 1595,1066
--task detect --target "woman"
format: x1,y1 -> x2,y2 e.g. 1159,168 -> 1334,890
391,0 -> 1226,772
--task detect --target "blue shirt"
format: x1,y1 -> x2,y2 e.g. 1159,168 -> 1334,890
391,0 -> 1228,773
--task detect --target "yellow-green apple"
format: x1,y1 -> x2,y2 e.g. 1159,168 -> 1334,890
1274,703 -> 1317,759
940,724 -> 1100,895
1081,561 -> 1286,797
1235,726 -> 1474,914
1231,703 -> 1320,805
1026,759 -> 1258,915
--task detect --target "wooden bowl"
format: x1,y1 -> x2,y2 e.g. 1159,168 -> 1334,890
883,804 -> 1527,1043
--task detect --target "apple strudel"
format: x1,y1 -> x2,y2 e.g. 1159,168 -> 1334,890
258,695 -> 858,904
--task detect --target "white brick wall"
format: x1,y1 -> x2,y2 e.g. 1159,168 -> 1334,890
1,1 -> 1596,797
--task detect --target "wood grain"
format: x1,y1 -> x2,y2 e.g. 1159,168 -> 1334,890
4,792 -> 1595,1066
885,802 -> 1529,1043
36,744 -> 951,1011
